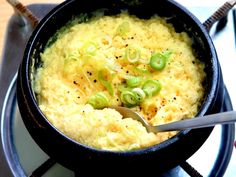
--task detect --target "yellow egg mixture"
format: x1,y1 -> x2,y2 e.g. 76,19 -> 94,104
34,12 -> 206,151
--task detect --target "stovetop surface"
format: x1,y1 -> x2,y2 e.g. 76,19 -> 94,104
0,3 -> 235,177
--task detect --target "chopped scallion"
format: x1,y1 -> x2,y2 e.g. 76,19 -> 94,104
150,53 -> 166,71
132,88 -> 146,103
125,46 -> 141,63
125,76 -> 142,87
81,42 -> 97,56
142,80 -> 161,97
162,50 -> 172,59
63,52 -> 81,74
98,69 -> 114,95
120,90 -> 137,107
116,21 -> 130,36
120,87 -> 146,107
87,92 -> 109,109
134,66 -> 151,75
118,84 -> 131,93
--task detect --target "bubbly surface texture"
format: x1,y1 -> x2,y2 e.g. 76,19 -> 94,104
34,12 -> 206,151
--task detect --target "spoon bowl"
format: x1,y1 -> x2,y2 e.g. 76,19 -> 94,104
112,106 -> 236,133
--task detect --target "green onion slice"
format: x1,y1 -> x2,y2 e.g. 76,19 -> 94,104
132,88 -> 146,103
81,42 -> 97,56
87,92 -> 109,109
125,46 -> 141,63
116,21 -> 130,36
162,50 -> 172,59
98,69 -> 114,95
142,80 -> 161,97
63,52 -> 81,74
134,66 -> 151,75
120,90 -> 137,107
150,53 -> 167,71
118,84 -> 131,93
125,76 -> 142,88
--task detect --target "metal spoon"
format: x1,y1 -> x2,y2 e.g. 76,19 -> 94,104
112,106 -> 236,133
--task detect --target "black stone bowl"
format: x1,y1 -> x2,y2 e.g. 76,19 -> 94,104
17,0 -> 225,176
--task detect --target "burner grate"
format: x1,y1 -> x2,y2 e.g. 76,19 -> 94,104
29,158 -> 56,177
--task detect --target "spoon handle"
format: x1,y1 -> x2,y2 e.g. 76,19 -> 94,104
154,111 -> 236,132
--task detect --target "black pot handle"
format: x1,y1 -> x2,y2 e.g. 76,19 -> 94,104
6,0 -> 39,28
7,0 -> 236,32
203,0 -> 236,32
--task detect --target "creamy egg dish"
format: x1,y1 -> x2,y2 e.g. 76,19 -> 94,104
33,12 -> 206,151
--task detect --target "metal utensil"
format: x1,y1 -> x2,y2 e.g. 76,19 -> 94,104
113,106 -> 236,133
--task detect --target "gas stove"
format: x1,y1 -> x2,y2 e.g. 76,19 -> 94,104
0,3 -> 235,177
